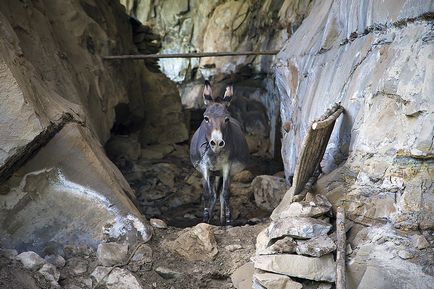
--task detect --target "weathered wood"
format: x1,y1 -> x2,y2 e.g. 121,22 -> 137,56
292,103 -> 344,195
312,106 -> 344,130
336,206 -> 346,289
103,50 -> 279,60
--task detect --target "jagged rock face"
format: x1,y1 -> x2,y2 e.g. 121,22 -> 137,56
271,1 -> 434,288
0,0 -> 189,253
121,0 -> 313,83
275,0 -> 434,227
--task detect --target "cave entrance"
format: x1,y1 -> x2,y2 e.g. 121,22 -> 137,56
103,18 -> 285,228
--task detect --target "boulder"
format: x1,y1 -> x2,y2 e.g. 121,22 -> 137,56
296,235 -> 336,257
254,254 -> 336,282
412,235 -> 430,250
127,244 -> 153,272
105,135 -> 141,161
16,251 -> 45,271
65,257 -> 88,276
105,268 -> 142,289
44,255 -> 66,268
38,263 -> 60,285
231,262 -> 254,289
233,170 -> 255,183
254,272 -> 302,289
252,175 -> 289,212
97,243 -> 129,267
165,223 -> 218,261
267,217 -> 332,240
140,144 -> 174,160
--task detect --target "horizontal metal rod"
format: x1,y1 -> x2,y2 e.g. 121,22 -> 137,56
103,50 -> 279,60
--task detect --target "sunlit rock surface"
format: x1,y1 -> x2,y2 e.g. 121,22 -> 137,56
271,0 -> 434,288
0,0 -> 191,252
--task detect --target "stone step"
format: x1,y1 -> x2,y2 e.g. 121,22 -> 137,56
254,254 -> 336,282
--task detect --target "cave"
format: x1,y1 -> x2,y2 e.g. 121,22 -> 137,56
0,1 -> 433,289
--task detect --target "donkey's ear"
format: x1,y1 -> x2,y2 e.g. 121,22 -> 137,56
203,80 -> 213,106
222,84 -> 233,107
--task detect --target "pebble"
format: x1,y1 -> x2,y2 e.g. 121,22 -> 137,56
155,266 -> 182,279
225,244 -> 243,252
150,218 -> 168,229
398,250 -> 414,260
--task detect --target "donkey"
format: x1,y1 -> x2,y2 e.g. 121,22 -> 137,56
190,81 -> 249,226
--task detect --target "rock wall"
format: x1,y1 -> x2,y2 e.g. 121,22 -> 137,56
121,0 -> 315,157
271,0 -> 434,288
0,0 -> 187,254
121,0 -> 313,83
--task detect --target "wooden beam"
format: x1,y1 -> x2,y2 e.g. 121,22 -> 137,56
336,206 -> 346,289
312,106 -> 344,130
103,50 -> 279,60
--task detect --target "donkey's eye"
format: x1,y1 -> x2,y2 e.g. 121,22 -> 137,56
204,116 -> 209,123
225,117 -> 230,123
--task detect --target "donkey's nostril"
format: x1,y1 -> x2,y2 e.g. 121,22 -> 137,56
218,140 -> 225,147
210,140 -> 216,146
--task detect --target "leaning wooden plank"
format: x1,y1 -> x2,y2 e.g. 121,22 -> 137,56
292,103 -> 344,195
103,50 -> 279,60
312,106 -> 344,130
336,206 -> 346,289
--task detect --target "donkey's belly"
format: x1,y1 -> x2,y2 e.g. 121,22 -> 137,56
200,153 -> 245,175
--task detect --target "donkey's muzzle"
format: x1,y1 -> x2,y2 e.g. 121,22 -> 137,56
210,139 -> 225,152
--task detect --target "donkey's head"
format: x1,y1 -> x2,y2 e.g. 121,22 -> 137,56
202,80 -> 233,153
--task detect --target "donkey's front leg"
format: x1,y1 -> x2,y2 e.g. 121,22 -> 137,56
202,172 -> 216,223
220,166 -> 232,226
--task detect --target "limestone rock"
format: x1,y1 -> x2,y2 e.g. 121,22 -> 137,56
140,144 -> 174,160
0,248 -> 17,259
155,266 -> 182,279
231,262 -> 254,289
166,223 -> 218,261
398,250 -> 414,260
267,217 -> 332,240
279,194 -> 332,219
16,251 -> 45,271
225,244 -> 243,252
127,244 -> 153,272
91,266 -> 112,283
105,268 -> 142,289
252,175 -> 288,212
254,272 -> 302,289
38,263 -> 60,284
258,236 -> 297,255
254,254 -> 336,282
150,218 -> 168,229
105,135 -> 141,161
296,235 -> 336,257
97,243 -> 129,267
412,235 -> 430,250
233,170 -> 254,183
65,257 -> 88,276
44,255 -> 66,268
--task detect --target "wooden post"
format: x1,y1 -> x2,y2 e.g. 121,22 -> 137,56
102,50 -> 279,60
336,206 -> 346,289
